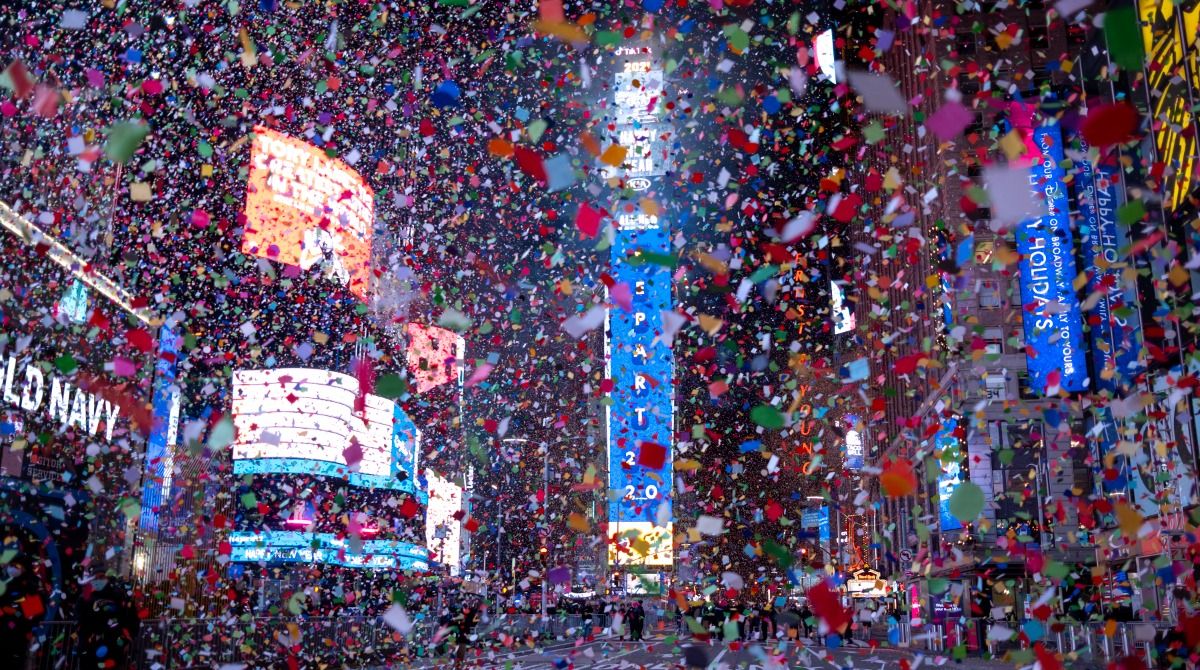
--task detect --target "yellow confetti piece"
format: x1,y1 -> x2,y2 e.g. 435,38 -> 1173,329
1115,500 -> 1142,538
129,182 -> 153,201
698,314 -> 724,335
999,130 -> 1027,160
567,513 -> 590,532
600,143 -> 628,167
674,459 -> 702,471
532,20 -> 589,45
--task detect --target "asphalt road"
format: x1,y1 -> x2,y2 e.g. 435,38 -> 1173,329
398,637 -> 1017,669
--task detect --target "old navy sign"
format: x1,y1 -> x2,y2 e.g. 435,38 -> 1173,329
1016,121 -> 1087,393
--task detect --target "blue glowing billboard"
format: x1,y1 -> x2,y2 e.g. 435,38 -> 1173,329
139,322 -> 182,532
608,224 -> 674,525
935,417 -> 963,532
229,530 -> 430,570
1015,120 -> 1087,393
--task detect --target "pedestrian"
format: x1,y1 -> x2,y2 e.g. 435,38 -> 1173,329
453,599 -> 479,669
629,600 -> 645,641
798,601 -> 813,639
616,604 -> 627,641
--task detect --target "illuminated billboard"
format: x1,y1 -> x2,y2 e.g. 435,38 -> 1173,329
830,280 -> 855,335
844,415 -> 864,470
605,49 -> 674,567
242,127 -> 374,301
815,29 -> 838,83
406,324 -> 463,394
424,470 -> 463,575
231,368 -> 421,494
229,530 -> 429,571
1009,106 -> 1087,393
934,417 -> 963,532
1138,0 -> 1199,212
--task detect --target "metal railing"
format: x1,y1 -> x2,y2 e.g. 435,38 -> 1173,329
26,608 -> 671,669
895,618 -> 1172,666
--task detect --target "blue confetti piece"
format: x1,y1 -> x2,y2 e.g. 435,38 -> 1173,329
739,440 -> 762,453
763,95 -> 781,115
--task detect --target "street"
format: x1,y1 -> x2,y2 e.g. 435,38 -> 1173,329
400,636 -> 1018,669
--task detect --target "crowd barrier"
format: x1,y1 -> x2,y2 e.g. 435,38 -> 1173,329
28,611 -> 1177,669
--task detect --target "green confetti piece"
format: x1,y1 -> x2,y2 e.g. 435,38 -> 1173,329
240,492 -> 257,509
625,251 -> 678,268
208,416 -> 235,449
723,24 -> 750,52
928,577 -> 948,594
948,481 -> 984,523
198,141 -> 213,158
375,373 -> 407,399
1117,200 -> 1145,226
748,264 -> 780,284
1103,7 -> 1146,73
595,31 -> 622,47
438,0 -> 468,5
54,354 -> 77,374
104,121 -> 150,163
528,119 -> 548,143
863,121 -> 886,144
751,404 -> 784,429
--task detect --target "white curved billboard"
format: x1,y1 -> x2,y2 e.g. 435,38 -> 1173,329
232,368 -> 420,492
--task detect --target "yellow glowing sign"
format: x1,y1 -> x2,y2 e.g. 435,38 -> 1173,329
608,521 -> 673,567
1138,0 -> 1199,212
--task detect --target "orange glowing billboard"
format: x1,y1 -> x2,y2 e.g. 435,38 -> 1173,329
243,127 -> 374,300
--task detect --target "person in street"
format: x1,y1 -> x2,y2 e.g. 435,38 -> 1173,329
453,599 -> 479,669
629,600 -> 645,641
616,603 -> 627,641
798,601 -> 814,639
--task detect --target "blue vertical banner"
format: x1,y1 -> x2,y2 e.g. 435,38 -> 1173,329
609,223 -> 674,561
391,405 -> 420,494
1075,152 -> 1144,495
140,322 -> 182,532
1016,121 -> 1088,393
935,417 -> 963,532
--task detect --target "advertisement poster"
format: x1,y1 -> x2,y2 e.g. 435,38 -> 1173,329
242,128 -> 374,301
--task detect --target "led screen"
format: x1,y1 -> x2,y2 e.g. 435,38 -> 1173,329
231,368 -> 420,493
229,530 -> 429,571
424,470 -> 463,575
1009,106 -> 1087,393
242,128 -> 374,301
405,324 -> 462,394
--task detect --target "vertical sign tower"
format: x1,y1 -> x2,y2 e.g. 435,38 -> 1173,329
605,44 -> 675,577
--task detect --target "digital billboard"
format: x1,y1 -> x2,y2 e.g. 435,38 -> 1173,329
242,127 -> 374,301
231,368 -> 421,494
605,49 -> 674,568
1138,0 -> 1199,212
138,322 -> 183,533
0,203 -> 160,614
406,324 -> 463,394
1009,106 -> 1087,393
935,417 -> 964,532
229,530 -> 429,571
844,414 -> 864,470
830,280 -> 855,335
424,470 -> 463,575
1076,150 -> 1143,393
814,29 -> 838,83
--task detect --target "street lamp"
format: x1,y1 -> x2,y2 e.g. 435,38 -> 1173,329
501,436 -> 590,620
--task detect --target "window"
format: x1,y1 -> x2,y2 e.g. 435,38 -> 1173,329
983,327 -> 1004,355
984,373 -> 1008,400
974,241 -> 995,265
979,280 -> 1003,309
